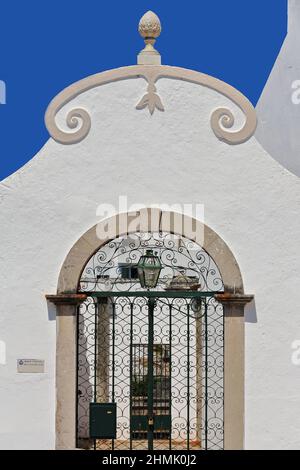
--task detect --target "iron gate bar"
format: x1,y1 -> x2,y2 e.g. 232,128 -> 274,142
93,301 -> 98,451
148,298 -> 155,450
112,301 -> 116,451
204,299 -> 208,451
88,291 -> 220,298
129,302 -> 133,450
187,302 -> 190,451
168,303 -> 172,451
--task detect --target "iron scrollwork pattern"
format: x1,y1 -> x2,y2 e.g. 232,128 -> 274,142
79,232 -> 223,293
77,233 -> 224,450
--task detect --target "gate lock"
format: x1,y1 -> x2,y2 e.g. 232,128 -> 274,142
148,417 -> 154,426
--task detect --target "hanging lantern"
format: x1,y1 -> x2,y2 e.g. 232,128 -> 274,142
137,249 -> 162,289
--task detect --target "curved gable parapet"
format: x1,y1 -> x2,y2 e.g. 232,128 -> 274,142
45,65 -> 257,146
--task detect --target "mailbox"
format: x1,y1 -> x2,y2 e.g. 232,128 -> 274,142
90,403 -> 117,439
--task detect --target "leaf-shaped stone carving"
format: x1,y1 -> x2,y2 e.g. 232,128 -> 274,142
136,82 -> 165,115
136,95 -> 149,110
154,94 -> 164,112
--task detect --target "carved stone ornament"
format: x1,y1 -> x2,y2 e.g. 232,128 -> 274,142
45,65 -> 257,145
136,81 -> 164,115
45,8 -> 256,144
138,11 -> 162,65
138,10 -> 162,39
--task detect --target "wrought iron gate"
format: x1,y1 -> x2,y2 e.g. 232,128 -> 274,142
76,291 -> 224,450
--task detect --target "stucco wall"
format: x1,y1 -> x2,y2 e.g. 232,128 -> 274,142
0,75 -> 300,449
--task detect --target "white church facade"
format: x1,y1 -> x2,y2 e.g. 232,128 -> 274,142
0,11 -> 300,450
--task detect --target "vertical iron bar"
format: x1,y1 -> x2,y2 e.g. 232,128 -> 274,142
75,304 -> 79,449
147,298 -> 155,451
93,299 -> 98,451
129,301 -> 133,450
169,303 -> 172,450
112,301 -> 116,451
222,301 -> 225,450
205,298 -> 208,450
187,302 -> 190,450
139,344 -> 141,442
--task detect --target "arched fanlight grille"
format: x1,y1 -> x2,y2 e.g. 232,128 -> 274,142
79,232 -> 223,293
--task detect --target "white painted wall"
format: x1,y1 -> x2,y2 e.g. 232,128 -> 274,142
256,0 -> 300,177
0,74 -> 300,449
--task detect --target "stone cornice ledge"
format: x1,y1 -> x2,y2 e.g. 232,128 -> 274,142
45,65 -> 257,146
46,293 -> 87,306
215,293 -> 254,306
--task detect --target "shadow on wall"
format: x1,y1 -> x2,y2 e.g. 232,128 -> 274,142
47,301 -> 56,322
245,299 -> 257,323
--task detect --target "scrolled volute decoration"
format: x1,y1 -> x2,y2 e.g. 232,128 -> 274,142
45,104 -> 91,145
210,107 -> 254,145
45,65 -> 257,145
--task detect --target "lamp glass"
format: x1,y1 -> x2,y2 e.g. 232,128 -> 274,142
137,249 -> 162,288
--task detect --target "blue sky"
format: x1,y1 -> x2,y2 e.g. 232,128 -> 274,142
0,0 -> 287,180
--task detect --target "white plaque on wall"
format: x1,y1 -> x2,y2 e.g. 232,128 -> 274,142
17,359 -> 45,373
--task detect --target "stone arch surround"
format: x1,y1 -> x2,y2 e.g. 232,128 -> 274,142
46,209 -> 253,450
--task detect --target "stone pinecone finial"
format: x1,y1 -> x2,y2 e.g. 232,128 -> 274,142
137,11 -> 162,65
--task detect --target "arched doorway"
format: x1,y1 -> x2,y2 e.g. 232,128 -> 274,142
46,209 -> 253,450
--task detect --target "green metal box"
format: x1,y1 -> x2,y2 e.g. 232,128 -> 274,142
89,403 -> 117,439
